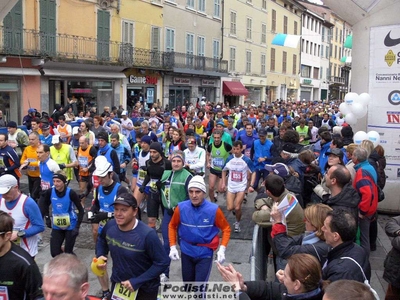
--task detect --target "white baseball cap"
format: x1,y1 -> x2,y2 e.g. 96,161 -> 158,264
0,174 -> 18,194
93,156 -> 113,177
52,135 -> 62,144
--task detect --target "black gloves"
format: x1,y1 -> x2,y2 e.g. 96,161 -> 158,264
58,163 -> 66,169
139,186 -> 145,194
92,212 -> 110,223
156,181 -> 162,190
307,179 -> 319,189
45,216 -> 52,228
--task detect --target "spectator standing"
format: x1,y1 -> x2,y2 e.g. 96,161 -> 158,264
322,164 -> 360,220
383,216 -> 400,300
352,147 -> 378,257
322,209 -> 371,282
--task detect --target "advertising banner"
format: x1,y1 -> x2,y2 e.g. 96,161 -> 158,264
369,25 -> 400,180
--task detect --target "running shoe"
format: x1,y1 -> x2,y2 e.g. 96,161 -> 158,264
234,222 -> 241,233
140,199 -> 147,213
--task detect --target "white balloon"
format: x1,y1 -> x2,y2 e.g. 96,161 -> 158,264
353,131 -> 368,144
345,113 -> 357,125
358,93 -> 371,107
339,102 -> 351,114
352,102 -> 367,118
344,92 -> 359,106
367,131 -> 381,147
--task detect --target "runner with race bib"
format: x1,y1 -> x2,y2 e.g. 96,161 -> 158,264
39,170 -> 84,258
221,140 -> 255,233
206,130 -> 232,203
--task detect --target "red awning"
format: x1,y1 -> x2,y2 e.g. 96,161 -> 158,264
223,81 -> 249,96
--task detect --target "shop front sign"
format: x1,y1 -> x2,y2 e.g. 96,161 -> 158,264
129,75 -> 158,85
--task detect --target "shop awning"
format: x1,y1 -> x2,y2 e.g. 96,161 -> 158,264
0,67 -> 40,76
223,81 -> 249,96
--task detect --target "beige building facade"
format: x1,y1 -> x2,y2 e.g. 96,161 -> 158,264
162,0 -> 227,108
222,0 -> 269,106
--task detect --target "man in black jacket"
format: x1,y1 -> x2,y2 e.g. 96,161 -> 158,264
322,209 -> 371,283
322,164 -> 360,220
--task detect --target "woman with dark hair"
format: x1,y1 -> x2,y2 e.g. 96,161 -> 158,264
91,115 -> 106,147
217,253 -> 323,300
79,120 -> 94,145
163,126 -> 175,157
168,128 -> 186,157
282,130 -> 304,154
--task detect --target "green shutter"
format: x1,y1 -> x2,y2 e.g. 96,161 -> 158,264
3,0 -> 23,54
97,10 -> 110,60
40,0 -> 56,56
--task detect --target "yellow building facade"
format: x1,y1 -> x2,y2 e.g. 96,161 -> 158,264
266,0 -> 304,103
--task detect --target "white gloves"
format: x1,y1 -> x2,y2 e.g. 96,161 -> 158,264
169,245 -> 180,261
216,246 -> 226,264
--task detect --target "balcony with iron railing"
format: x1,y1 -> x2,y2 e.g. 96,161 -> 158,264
330,76 -> 345,85
0,26 -> 228,74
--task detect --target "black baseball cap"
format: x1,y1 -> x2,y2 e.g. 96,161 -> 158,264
111,193 -> 138,208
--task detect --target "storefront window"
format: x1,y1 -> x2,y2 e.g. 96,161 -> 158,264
0,80 -> 20,124
50,80 -> 113,115
169,88 -> 190,110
